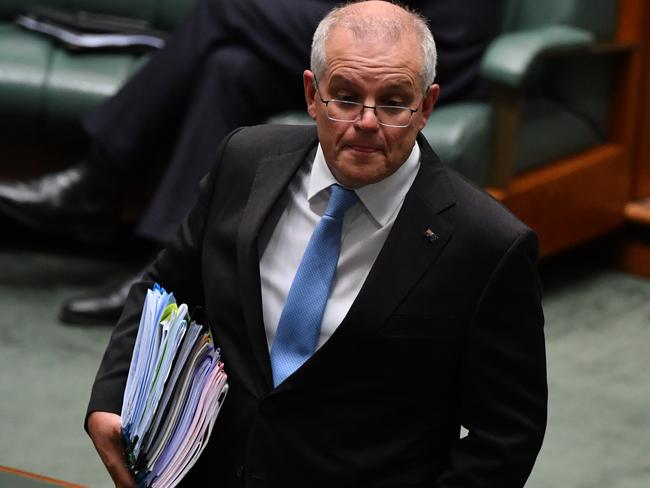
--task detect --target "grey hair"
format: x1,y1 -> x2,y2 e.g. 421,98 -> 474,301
310,1 -> 437,91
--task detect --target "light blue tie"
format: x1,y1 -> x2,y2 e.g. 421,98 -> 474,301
270,184 -> 358,386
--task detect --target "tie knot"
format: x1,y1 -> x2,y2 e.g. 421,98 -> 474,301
325,184 -> 358,218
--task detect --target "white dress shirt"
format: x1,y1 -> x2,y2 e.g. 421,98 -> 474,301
259,142 -> 421,351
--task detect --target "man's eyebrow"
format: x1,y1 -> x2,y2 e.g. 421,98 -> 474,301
327,76 -> 413,92
381,83 -> 412,94
327,75 -> 358,88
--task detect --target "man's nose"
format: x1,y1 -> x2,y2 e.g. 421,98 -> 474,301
354,106 -> 380,130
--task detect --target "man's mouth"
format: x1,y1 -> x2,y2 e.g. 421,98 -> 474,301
345,144 -> 381,154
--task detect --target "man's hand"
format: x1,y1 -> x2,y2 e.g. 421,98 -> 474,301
87,411 -> 136,488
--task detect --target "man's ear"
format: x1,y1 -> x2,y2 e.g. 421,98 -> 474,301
304,70 -> 318,120
417,83 -> 440,131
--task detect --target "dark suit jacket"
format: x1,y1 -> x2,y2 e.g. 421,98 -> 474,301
88,124 -> 547,487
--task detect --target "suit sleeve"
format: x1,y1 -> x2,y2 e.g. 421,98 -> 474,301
435,230 -> 548,488
85,128 -> 244,429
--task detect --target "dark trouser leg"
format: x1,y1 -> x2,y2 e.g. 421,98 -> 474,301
135,44 -> 306,243
82,0 -> 332,169
55,0 -> 332,323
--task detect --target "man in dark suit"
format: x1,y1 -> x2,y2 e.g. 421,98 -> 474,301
87,1 -> 546,486
0,0 -> 503,326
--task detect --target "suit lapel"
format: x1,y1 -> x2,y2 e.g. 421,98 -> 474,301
341,152 -> 455,338
237,134 -> 318,394
273,135 -> 457,391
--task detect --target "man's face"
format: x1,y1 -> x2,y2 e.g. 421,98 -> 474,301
304,26 -> 439,189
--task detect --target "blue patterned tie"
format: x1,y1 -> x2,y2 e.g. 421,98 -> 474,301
270,184 -> 358,386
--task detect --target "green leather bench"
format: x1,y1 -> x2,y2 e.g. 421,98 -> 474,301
1,0 -> 619,191
271,0 -> 620,187
0,0 -> 191,138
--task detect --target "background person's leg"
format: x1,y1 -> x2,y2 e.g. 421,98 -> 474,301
83,0 -> 333,169
135,45 -> 306,243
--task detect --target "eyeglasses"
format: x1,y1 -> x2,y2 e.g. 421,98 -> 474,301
314,77 -> 419,128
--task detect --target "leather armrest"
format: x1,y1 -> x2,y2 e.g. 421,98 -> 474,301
480,25 -> 595,88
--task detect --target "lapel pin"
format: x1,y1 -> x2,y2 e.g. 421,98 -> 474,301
424,228 -> 439,243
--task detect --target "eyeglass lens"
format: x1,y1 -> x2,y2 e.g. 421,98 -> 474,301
327,100 -> 412,127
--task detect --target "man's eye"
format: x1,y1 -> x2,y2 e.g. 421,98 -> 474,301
337,95 -> 357,103
384,99 -> 405,107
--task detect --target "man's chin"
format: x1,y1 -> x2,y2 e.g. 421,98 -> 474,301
333,163 -> 385,188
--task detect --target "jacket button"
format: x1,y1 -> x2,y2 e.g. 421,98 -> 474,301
236,465 -> 244,478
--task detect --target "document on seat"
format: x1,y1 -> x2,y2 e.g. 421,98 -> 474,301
15,9 -> 166,51
121,284 -> 228,488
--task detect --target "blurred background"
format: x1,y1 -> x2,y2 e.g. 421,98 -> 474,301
0,0 -> 649,486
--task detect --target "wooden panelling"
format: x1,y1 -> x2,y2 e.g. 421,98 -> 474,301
619,236 -> 650,276
617,0 -> 650,276
495,144 -> 629,257
606,0 -> 644,148
628,0 -> 650,198
490,0 -> 648,258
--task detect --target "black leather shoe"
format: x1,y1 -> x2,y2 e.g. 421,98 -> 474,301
59,271 -> 143,326
0,163 -> 121,243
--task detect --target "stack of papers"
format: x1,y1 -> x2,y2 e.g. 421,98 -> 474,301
121,284 -> 228,488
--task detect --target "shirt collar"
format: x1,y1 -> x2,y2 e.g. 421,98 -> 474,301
308,143 -> 421,227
